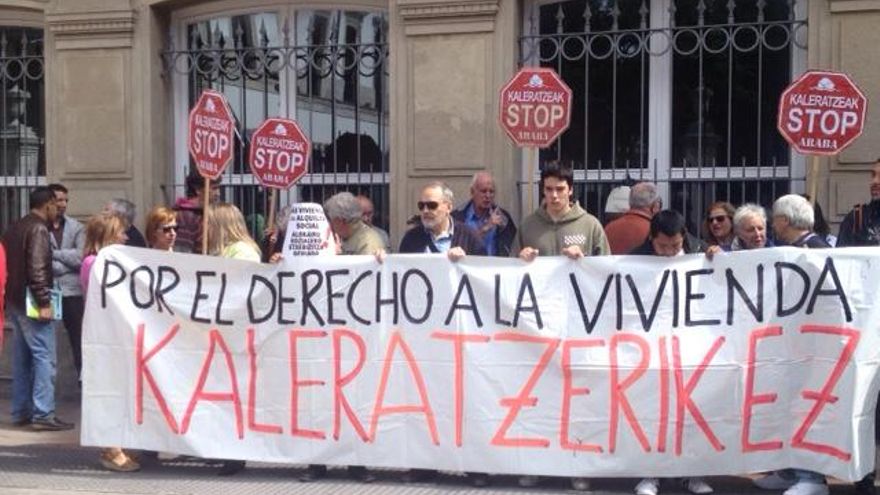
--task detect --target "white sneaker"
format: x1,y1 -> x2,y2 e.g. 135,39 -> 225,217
571,477 -> 590,491
783,481 -> 829,495
754,472 -> 797,490
683,477 -> 713,494
518,475 -> 539,488
635,478 -> 660,495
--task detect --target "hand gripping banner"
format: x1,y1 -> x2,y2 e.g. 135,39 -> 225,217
81,246 -> 880,480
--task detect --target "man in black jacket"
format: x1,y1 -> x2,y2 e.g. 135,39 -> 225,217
630,210 -> 707,256
451,171 -> 516,257
838,158 -> 880,247
399,181 -> 486,258
2,187 -> 74,431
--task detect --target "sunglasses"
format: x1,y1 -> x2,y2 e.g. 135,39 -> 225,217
161,225 -> 179,233
417,201 -> 440,211
708,215 -> 729,224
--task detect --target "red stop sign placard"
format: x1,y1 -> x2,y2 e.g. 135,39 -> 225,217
248,117 -> 311,190
499,67 -> 572,148
188,89 -> 236,179
777,70 -> 867,156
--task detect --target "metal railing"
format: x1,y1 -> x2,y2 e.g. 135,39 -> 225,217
162,10 -> 389,240
0,27 -> 45,233
519,0 -> 806,230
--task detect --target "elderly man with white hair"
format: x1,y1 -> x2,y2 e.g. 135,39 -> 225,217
753,194 -> 828,495
324,192 -> 385,257
770,194 -> 830,249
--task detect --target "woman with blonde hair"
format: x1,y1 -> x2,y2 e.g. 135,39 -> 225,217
206,202 -> 261,261
145,206 -> 178,251
78,213 -> 139,472
207,203 -> 260,475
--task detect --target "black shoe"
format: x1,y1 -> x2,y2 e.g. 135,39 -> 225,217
855,474 -> 877,495
402,469 -> 436,483
218,460 -> 246,476
30,417 -> 74,431
467,472 -> 490,487
299,464 -> 327,482
12,417 -> 31,427
348,466 -> 376,483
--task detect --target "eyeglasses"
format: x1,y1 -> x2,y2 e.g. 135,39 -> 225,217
417,201 -> 440,211
161,225 -> 178,233
708,215 -> 729,224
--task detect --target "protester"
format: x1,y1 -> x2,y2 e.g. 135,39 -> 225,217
261,205 -> 289,262
800,195 -> 836,247
79,212 -> 139,472
631,210 -> 713,495
835,159 -> 880,495
838,158 -> 880,247
103,198 -> 147,248
206,202 -> 260,475
511,163 -> 605,491
603,184 -> 631,224
399,181 -> 485,259
298,192 -> 381,484
47,183 -> 86,377
356,194 -> 391,251
630,209 -> 707,257
753,194 -> 829,495
701,201 -> 735,251
2,187 -> 74,431
145,207 -> 178,251
451,171 -> 517,257
706,204 -> 768,259
514,163 -> 610,264
604,182 -> 661,254
325,192 -> 386,257
398,181 -> 483,484
175,170 -> 221,253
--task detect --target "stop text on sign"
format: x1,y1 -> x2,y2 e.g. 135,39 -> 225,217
499,68 -> 572,148
248,118 -> 311,189
188,90 -> 236,180
777,71 -> 867,156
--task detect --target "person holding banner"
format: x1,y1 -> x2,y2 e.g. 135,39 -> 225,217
206,202 -> 261,475
399,181 -> 485,259
512,163 -> 604,491
145,207 -> 178,251
513,163 -> 610,265
79,212 -> 140,472
701,202 -> 736,252
630,210 -> 713,495
706,204 -> 768,260
754,194 -> 830,495
297,192 -> 381,484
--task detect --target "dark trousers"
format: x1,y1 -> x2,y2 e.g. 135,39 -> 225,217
61,296 -> 84,376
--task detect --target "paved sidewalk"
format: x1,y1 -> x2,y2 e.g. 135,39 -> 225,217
0,398 -> 872,495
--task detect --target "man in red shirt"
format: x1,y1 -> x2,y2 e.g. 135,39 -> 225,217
603,182 -> 662,254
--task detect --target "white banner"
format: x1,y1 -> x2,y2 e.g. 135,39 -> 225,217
82,245 -> 880,480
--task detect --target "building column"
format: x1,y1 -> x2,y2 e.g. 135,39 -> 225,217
388,0 -> 520,244
810,0 -> 880,223
44,0 -> 141,220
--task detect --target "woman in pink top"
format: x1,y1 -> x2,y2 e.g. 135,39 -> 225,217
79,213 -> 137,472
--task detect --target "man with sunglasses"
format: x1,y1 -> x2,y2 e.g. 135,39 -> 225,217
399,181 -> 485,259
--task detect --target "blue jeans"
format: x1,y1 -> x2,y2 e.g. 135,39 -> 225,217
8,308 -> 57,421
